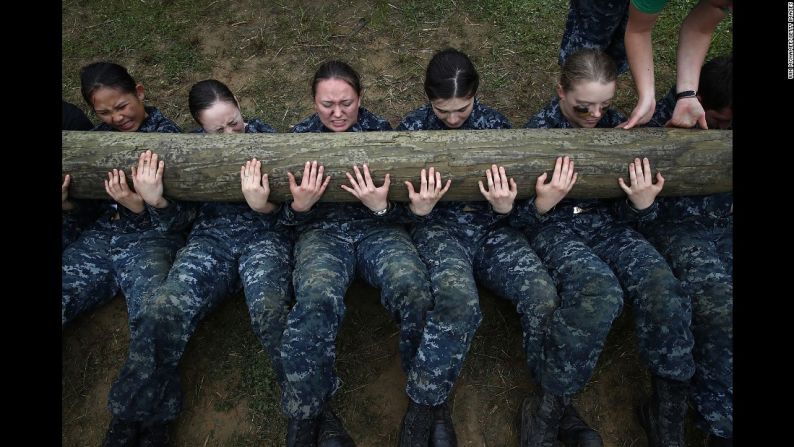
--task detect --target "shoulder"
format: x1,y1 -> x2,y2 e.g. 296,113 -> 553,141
357,107 -> 392,131
396,105 -> 433,131
291,114 -> 322,133
142,106 -> 182,133
523,99 -> 562,129
245,118 -> 277,133
470,100 -> 512,129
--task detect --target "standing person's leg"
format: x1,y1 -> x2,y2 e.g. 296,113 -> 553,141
594,222 -> 694,447
280,228 -> 356,446
521,222 -> 623,446
647,221 -> 733,442
402,222 -> 480,446
62,226 -> 119,327
104,231 -> 238,446
559,0 -> 630,74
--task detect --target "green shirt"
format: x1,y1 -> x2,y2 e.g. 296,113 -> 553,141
631,0 -> 668,14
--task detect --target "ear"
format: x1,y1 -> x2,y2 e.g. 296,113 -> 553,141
355,91 -> 362,109
556,83 -> 565,101
135,84 -> 145,101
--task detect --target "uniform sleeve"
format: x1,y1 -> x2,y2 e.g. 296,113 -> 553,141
278,201 -> 318,227
146,199 -> 198,233
507,196 -> 552,229
611,197 -> 659,224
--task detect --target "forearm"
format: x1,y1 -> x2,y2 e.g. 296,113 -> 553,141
625,5 -> 659,102
676,0 -> 727,92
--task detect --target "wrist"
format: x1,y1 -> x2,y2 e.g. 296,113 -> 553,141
152,197 -> 169,209
675,90 -> 697,101
291,201 -> 311,213
371,201 -> 391,216
62,200 -> 75,211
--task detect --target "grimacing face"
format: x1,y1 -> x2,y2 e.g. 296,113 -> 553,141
556,80 -> 616,128
90,84 -> 147,132
198,100 -> 245,134
313,78 -> 361,132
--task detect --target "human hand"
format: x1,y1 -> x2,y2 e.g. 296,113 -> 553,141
478,164 -> 517,214
618,157 -> 664,210
405,167 -> 451,216
535,156 -> 577,214
287,161 -> 331,212
131,150 -> 168,208
667,97 -> 707,129
241,158 -> 276,214
619,96 -> 656,129
104,168 -> 145,214
340,164 -> 390,212
62,174 -> 74,211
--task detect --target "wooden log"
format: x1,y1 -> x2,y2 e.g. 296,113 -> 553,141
62,128 -> 732,202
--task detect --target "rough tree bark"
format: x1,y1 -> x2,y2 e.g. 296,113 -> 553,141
62,128 -> 732,202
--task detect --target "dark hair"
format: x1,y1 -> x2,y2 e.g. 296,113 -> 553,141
188,79 -> 239,124
79,62 -> 137,107
311,60 -> 361,98
559,49 -> 617,92
698,55 -> 732,111
423,48 -> 479,100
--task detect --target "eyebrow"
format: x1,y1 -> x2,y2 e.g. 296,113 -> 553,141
433,103 -> 471,113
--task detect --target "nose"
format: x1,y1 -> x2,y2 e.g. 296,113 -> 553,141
447,113 -> 461,126
112,112 -> 124,124
332,106 -> 343,117
223,127 -> 235,134
591,107 -> 602,118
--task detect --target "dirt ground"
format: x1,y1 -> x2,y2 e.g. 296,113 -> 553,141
62,281 -> 710,446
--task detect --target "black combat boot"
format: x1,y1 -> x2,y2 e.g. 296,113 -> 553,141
519,390 -> 569,447
138,421 -> 171,447
317,407 -> 355,446
286,415 -> 321,447
637,375 -> 689,447
101,416 -> 141,447
398,400 -> 434,447
557,404 -> 603,447
430,401 -> 457,447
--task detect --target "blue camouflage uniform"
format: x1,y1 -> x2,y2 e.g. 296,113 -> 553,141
643,106 -> 733,438
647,86 -> 676,128
62,105 -> 184,328
559,0 -> 630,74
514,100 -> 695,394
107,119 -> 296,425
279,110 -> 436,420
395,100 -> 561,406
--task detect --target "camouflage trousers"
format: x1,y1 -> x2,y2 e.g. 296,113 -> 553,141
280,225 -> 433,419
62,218 -> 183,331
527,208 -> 694,389
643,217 -> 733,438
107,217 -> 293,424
559,0 -> 630,74
407,223 -> 559,405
